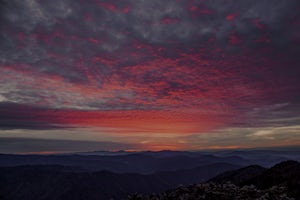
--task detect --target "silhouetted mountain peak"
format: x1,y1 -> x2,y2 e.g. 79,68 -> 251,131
270,160 -> 300,171
208,160 -> 300,199
209,164 -> 266,185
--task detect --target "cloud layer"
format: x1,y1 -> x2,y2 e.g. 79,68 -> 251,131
0,0 -> 299,152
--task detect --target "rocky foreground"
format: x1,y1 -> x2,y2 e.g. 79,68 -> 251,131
128,183 -> 294,200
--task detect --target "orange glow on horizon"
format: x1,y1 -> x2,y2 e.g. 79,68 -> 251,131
39,109 -> 232,134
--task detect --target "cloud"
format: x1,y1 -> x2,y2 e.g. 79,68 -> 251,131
181,125 -> 300,150
0,0 -> 299,151
1,0 -> 74,31
0,102 -> 66,130
0,137 -> 139,154
1,0 -> 299,86
0,94 -> 7,102
248,125 -> 300,142
243,103 -> 300,127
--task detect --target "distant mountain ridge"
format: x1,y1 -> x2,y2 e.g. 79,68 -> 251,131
0,152 -> 247,174
1,149 -> 299,173
0,162 -> 240,200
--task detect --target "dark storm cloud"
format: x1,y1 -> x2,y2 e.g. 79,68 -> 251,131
0,102 -> 67,130
0,120 -> 61,130
0,137 -> 138,154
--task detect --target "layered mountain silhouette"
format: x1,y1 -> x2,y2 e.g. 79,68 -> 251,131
0,163 -> 240,200
1,149 -> 299,173
0,150 -> 299,200
0,152 -> 248,174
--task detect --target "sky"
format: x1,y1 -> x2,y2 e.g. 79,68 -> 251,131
0,0 -> 300,153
